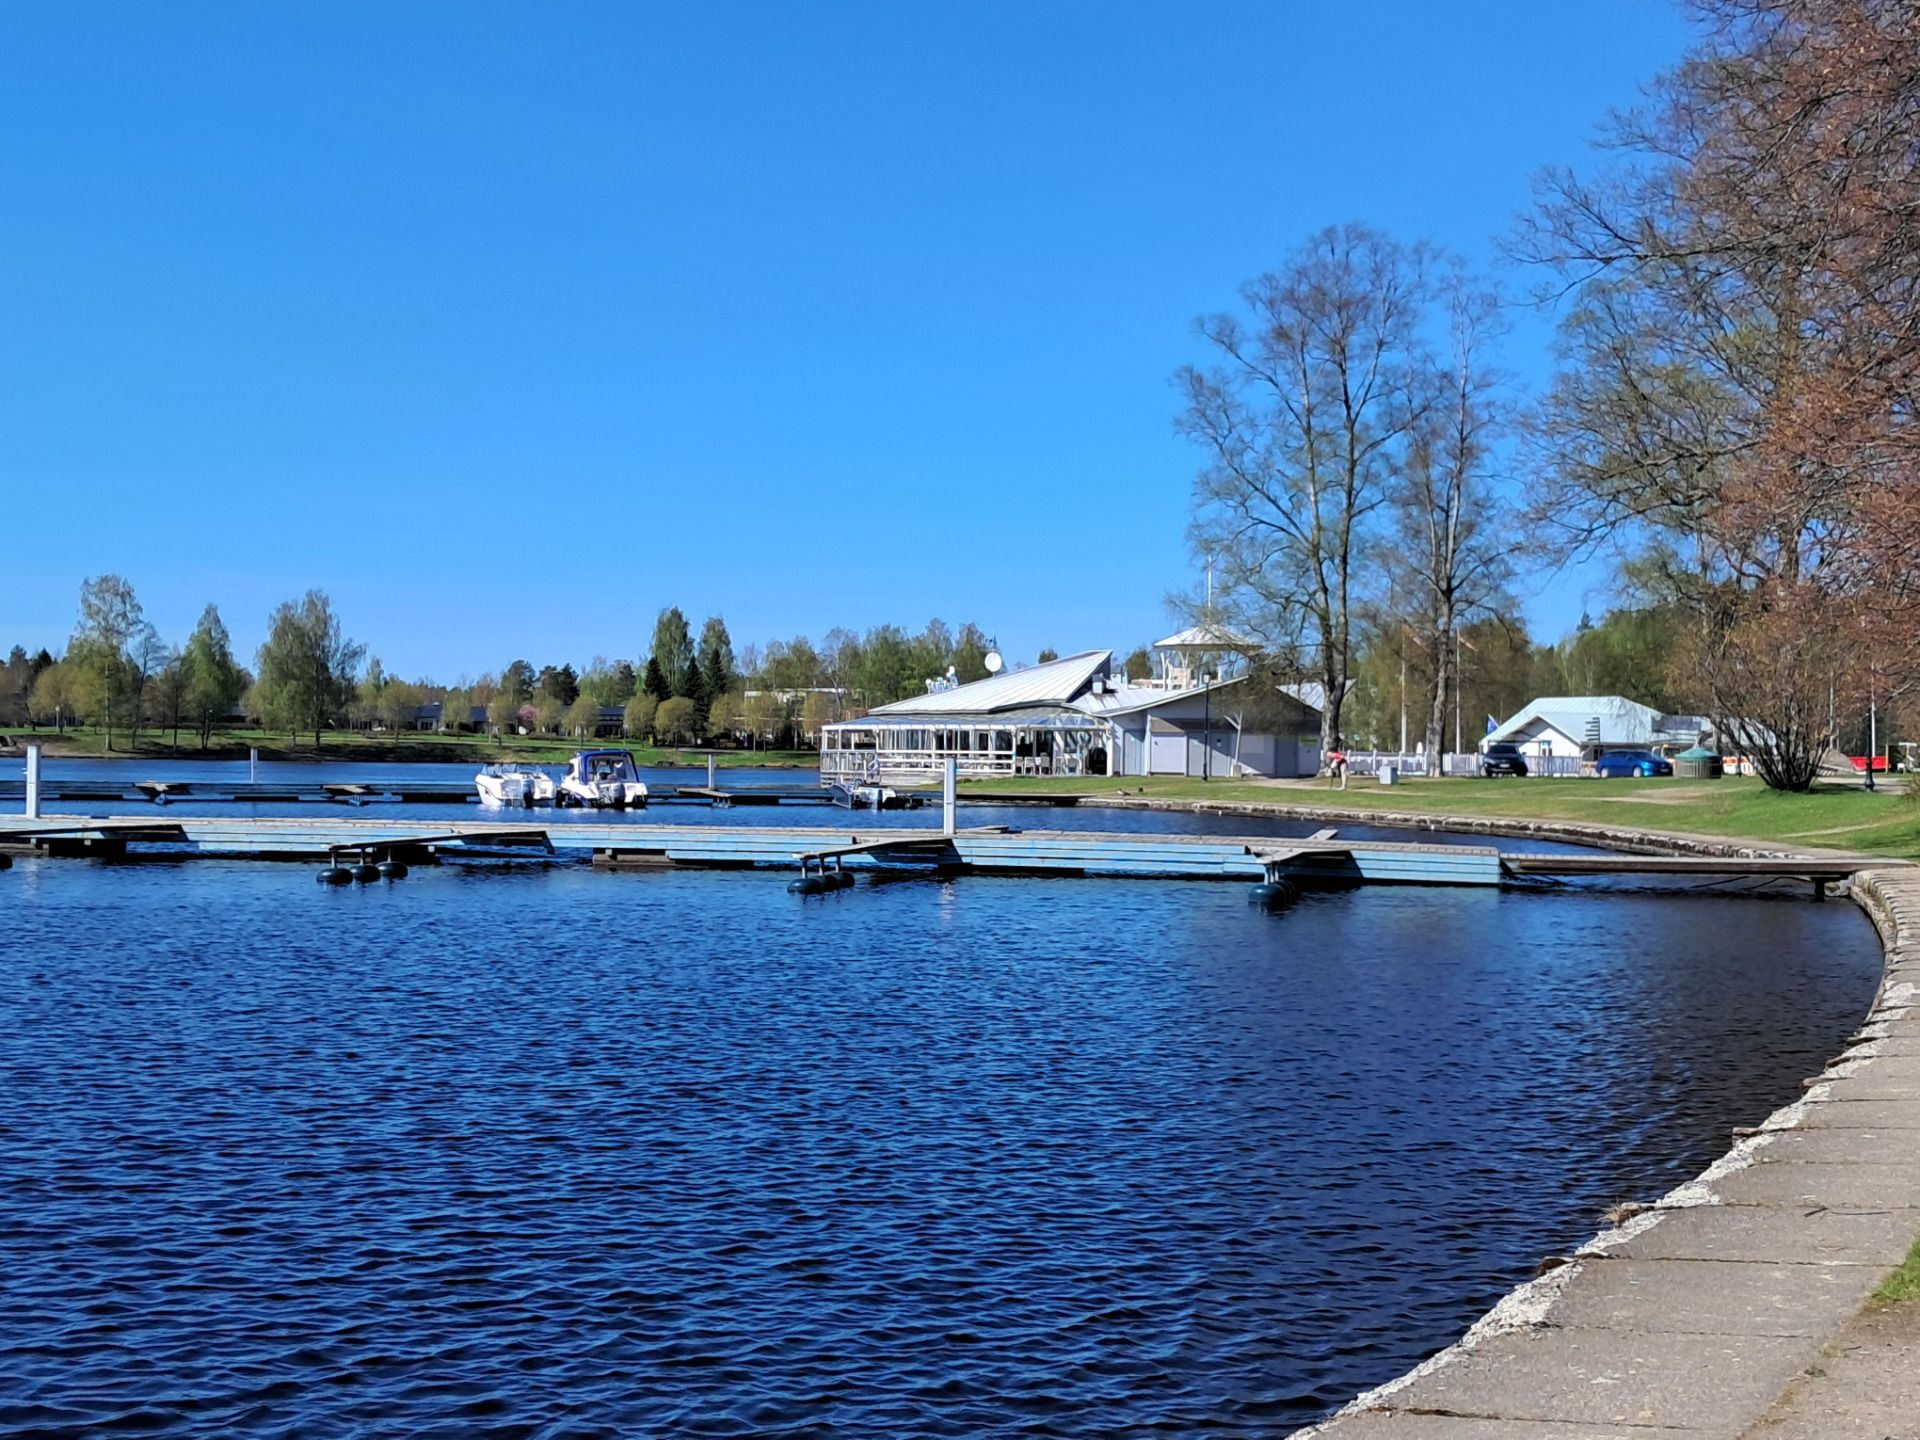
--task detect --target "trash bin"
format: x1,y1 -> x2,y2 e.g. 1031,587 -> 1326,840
1674,745 -> 1724,779
1379,764 -> 1399,786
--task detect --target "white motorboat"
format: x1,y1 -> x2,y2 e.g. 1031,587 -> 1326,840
473,764 -> 557,807
838,783 -> 923,810
559,749 -> 650,808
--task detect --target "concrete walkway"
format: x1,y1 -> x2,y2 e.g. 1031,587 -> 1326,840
1738,1302 -> 1920,1438
1292,864 -> 1920,1440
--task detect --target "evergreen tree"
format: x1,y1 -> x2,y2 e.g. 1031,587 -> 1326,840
501,659 -> 535,702
643,656 -> 672,703
651,607 -> 696,696
697,615 -> 735,699
682,653 -> 710,718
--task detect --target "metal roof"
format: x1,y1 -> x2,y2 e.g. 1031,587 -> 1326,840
1487,695 -> 1675,747
841,707 -> 1108,730
1153,624 -> 1255,650
868,650 -> 1112,716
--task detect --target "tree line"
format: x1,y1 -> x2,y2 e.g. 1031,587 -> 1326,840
1,576 -> 1009,752
1183,0 -> 1920,789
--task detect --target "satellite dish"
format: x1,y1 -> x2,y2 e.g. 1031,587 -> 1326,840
984,651 -> 1003,674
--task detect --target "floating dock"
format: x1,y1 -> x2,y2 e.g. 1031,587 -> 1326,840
0,813 -> 1890,894
0,814 -> 1499,882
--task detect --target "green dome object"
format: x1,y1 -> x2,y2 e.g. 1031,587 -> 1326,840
1676,745 -> 1719,760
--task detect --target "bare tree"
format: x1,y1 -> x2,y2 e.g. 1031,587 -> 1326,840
1391,272 -> 1514,760
1180,224 -> 1433,754
1513,0 -> 1920,785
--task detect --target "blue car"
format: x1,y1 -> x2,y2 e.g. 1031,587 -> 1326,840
1595,749 -> 1674,778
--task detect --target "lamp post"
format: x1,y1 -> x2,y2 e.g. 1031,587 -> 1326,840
1201,665 -> 1212,783
1866,687 -> 1878,792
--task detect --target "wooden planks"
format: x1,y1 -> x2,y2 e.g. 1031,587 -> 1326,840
1501,852 -> 1885,878
0,813 -> 1564,888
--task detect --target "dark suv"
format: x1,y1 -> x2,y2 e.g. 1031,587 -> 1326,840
1480,742 -> 1529,777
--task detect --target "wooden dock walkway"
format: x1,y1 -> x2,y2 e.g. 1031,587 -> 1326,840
0,813 -> 1894,890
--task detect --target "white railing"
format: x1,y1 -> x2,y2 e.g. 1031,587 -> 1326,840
1340,750 -> 1590,778
819,749 -> 1070,785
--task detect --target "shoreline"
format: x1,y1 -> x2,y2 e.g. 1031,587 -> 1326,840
0,742 -> 815,770
1118,796 -> 1920,1438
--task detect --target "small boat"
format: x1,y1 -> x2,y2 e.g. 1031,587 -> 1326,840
838,783 -> 924,810
474,764 -> 558,807
559,749 -> 650,809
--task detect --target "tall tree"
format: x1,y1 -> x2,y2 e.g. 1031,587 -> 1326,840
501,659 -> 536,703
180,604 -> 245,751
125,623 -> 171,749
652,608 -> 696,698
1391,270 -> 1514,760
72,574 -> 145,751
254,590 -> 365,750
642,656 -> 672,704
1,647 -> 33,726
1516,0 -> 1920,785
1180,224 -> 1433,754
697,616 -> 735,703
953,624 -> 992,684
151,658 -> 190,750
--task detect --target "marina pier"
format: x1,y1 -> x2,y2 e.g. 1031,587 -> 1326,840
0,813 -> 1888,893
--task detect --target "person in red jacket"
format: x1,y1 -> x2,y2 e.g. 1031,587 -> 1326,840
1327,744 -> 1348,790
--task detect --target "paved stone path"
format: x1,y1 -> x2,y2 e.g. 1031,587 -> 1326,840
1293,866 -> 1920,1440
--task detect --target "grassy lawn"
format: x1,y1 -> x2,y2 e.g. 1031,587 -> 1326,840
962,773 -> 1920,858
1874,1236 -> 1920,1304
7,727 -> 815,769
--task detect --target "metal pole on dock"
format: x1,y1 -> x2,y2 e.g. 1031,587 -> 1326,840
707,753 -> 717,789
943,757 -> 957,835
250,747 -> 259,784
24,741 -> 42,819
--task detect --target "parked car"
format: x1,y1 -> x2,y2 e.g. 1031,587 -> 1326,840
1480,742 -> 1529,777
1594,749 -> 1673,778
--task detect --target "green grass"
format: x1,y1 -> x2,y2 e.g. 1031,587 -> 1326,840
8,726 -> 815,769
1873,1235 -> 1920,1303
960,773 -> 1920,858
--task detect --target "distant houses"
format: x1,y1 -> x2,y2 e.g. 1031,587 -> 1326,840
1482,695 -> 1721,757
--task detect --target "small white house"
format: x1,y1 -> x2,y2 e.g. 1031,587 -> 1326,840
1483,696 -> 1715,758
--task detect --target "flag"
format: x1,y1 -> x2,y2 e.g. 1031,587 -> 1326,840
1485,714 -> 1499,735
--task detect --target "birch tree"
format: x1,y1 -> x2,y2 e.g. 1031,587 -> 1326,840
1391,272 -> 1513,760
255,590 -> 365,751
1179,225 -> 1432,754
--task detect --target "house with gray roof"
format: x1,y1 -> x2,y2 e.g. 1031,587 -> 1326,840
819,643 -> 1325,786
1482,695 -> 1717,757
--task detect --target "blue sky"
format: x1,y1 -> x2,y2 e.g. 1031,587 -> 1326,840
1,2 -> 1694,680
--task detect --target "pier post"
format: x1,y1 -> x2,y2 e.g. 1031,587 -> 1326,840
24,741 -> 42,819
943,757 -> 957,835
250,747 -> 259,784
707,753 -> 717,789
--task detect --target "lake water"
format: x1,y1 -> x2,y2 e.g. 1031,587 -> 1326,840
0,763 -> 1887,1437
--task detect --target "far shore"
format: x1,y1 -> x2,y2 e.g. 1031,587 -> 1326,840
0,730 -> 817,769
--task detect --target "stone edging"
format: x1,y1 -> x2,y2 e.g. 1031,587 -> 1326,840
1202,800 -> 1920,1439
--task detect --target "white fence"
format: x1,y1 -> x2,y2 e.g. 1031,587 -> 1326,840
1341,751 -> 1588,778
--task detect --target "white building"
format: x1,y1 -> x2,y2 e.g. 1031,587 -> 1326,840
1483,695 -> 1715,758
819,642 -> 1324,787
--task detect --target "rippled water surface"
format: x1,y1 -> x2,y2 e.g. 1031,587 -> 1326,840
0,837 -> 1882,1437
